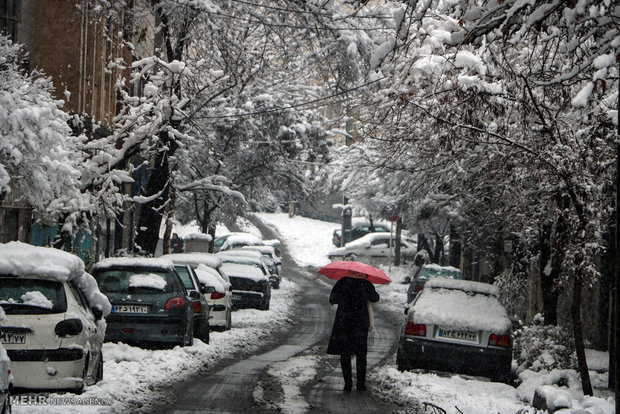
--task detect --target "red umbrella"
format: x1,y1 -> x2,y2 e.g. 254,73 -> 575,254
317,260 -> 391,285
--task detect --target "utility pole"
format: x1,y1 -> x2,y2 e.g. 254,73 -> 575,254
614,67 -> 620,414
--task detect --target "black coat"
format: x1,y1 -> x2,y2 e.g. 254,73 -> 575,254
326,277 -> 380,356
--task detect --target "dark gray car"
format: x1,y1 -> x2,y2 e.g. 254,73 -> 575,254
92,258 -> 195,348
174,264 -> 210,344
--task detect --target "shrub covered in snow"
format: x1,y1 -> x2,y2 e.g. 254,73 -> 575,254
513,314 -> 576,374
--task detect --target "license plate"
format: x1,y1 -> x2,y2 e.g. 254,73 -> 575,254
437,328 -> 477,342
0,331 -> 26,344
113,305 -> 148,313
231,295 -> 241,301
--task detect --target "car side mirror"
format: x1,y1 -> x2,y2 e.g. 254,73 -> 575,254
92,306 -> 104,321
189,290 -> 201,300
365,243 -> 371,249
403,276 -> 412,284
269,275 -> 279,284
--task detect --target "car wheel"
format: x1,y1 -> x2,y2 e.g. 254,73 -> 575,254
225,309 -> 232,330
1,391 -> 11,414
96,355 -> 104,383
345,253 -> 357,261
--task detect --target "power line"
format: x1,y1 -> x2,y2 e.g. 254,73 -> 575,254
228,0 -> 392,20
193,77 -> 385,120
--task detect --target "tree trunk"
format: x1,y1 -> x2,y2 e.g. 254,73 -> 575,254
134,132 -> 173,255
539,219 -> 560,325
572,277 -> 593,396
394,218 -> 402,266
449,224 -> 461,269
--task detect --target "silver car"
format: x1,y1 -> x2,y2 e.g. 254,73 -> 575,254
397,278 -> 513,384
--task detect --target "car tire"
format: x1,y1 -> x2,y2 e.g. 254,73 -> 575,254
1,391 -> 11,414
225,309 -> 232,330
96,356 -> 104,383
345,253 -> 358,261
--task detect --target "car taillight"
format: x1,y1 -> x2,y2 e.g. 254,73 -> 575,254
488,334 -> 510,347
55,319 -> 83,337
211,291 -> 226,299
191,300 -> 202,313
405,322 -> 426,337
165,297 -> 185,309
414,285 -> 424,292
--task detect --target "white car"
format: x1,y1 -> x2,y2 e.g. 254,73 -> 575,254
397,278 -> 513,384
214,233 -> 263,252
0,242 -> 111,391
162,253 -> 233,331
192,264 -> 233,331
217,250 -> 279,289
0,307 -> 11,414
327,232 -> 417,261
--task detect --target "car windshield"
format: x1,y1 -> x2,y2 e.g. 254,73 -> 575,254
93,269 -> 173,293
417,266 -> 462,280
0,277 -> 67,314
174,266 -> 195,290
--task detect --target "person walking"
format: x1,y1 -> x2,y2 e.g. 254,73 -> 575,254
170,232 -> 184,253
326,275 -> 380,392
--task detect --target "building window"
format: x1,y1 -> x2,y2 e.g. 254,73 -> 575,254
0,0 -> 19,41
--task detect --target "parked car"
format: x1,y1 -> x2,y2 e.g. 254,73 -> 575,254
0,309 -> 12,414
397,278 -> 513,384
213,233 -> 263,252
173,264 -> 211,343
331,219 -> 391,247
161,253 -> 233,331
262,239 -> 282,257
92,257 -> 195,348
0,242 -> 109,392
406,263 -> 462,303
327,232 -> 416,262
192,264 -> 233,331
217,250 -> 280,289
241,245 -> 281,277
220,262 -> 271,310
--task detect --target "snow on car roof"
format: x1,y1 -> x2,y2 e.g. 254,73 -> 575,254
161,253 -> 222,268
426,277 -> 499,297
193,264 -> 228,293
0,241 -> 85,281
220,262 -> 267,282
240,245 -> 275,254
217,249 -> 263,260
0,242 -> 111,316
92,257 -> 175,271
413,280 -> 510,333
221,233 -> 263,249
345,232 -> 392,247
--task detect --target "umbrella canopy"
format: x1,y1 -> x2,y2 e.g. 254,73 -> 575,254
317,260 -> 391,285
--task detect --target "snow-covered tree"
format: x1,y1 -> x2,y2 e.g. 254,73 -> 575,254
0,34 -> 89,228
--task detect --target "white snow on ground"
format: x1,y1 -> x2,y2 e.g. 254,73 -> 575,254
254,355 -> 319,413
10,213 -> 616,413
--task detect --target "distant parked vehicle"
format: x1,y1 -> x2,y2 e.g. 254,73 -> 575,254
331,219 -> 391,247
173,264 -> 211,343
92,257 -> 195,348
241,245 -> 282,276
0,242 -> 109,392
221,262 -> 272,310
327,232 -> 417,262
162,253 -> 233,331
406,263 -> 462,303
262,239 -> 282,257
213,233 -> 263,253
217,249 -> 280,289
397,278 -> 513,384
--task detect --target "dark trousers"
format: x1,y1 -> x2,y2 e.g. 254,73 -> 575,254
340,354 -> 367,388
